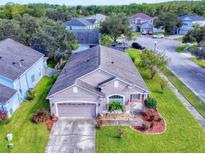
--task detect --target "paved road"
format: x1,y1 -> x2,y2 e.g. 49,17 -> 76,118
136,35 -> 205,103
45,119 -> 96,153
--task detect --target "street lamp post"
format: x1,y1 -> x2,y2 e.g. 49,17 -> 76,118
154,41 -> 157,51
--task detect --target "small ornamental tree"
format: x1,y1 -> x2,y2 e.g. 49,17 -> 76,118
160,79 -> 167,94
140,50 -> 168,79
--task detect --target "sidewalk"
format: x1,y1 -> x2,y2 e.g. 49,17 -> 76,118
159,72 -> 205,131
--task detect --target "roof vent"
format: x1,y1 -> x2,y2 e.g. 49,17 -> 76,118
12,62 -> 16,65
86,59 -> 90,62
20,59 -> 24,62
0,56 -> 2,59
111,61 -> 114,64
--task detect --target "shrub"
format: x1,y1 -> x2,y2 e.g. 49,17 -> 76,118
96,114 -> 103,128
108,101 -> 125,112
32,110 -> 50,124
0,111 -> 7,121
0,111 -> 9,125
26,90 -> 36,101
145,97 -> 157,109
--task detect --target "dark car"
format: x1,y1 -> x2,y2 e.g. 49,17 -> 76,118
132,42 -> 145,50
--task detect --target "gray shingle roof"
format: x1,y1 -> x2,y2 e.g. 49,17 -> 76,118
86,14 -> 107,23
48,46 -> 148,97
65,18 -> 92,27
0,38 -> 44,80
71,29 -> 100,45
48,46 -> 100,96
0,83 -> 17,103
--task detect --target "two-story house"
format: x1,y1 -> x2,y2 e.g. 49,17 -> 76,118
47,46 -> 149,119
178,15 -> 205,35
130,13 -> 154,34
0,38 -> 47,117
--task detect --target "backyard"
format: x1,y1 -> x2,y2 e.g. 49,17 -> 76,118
96,49 -> 205,152
0,76 -> 54,153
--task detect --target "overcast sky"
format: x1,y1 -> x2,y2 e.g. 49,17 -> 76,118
0,0 -> 177,6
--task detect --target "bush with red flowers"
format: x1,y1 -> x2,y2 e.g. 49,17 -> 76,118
32,110 -> 50,124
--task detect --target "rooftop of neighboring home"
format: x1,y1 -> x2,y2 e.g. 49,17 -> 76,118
65,18 -> 93,27
131,13 -> 153,20
180,14 -> 205,21
70,29 -> 100,45
85,13 -> 107,23
65,14 -> 107,27
0,83 -> 16,104
48,45 -> 148,97
0,38 -> 44,80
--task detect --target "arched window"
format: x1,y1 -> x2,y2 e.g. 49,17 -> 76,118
109,95 -> 124,105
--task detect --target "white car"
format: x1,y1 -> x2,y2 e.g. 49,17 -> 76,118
152,34 -> 164,39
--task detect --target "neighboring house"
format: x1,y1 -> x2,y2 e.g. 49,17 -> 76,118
177,15 -> 205,35
71,29 -> 100,52
85,13 -> 107,28
65,18 -> 94,30
65,14 -> 107,31
130,13 -> 154,34
0,38 -> 47,117
47,46 -> 149,119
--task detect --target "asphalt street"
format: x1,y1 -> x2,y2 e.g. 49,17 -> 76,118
136,35 -> 205,103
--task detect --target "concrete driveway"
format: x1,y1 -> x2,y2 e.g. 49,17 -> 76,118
136,35 -> 205,103
45,119 -> 96,153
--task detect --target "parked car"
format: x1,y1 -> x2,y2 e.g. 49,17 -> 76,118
132,42 -> 145,50
152,34 -> 165,39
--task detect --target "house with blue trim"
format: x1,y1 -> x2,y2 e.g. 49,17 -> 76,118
0,38 -> 47,118
177,15 -> 205,35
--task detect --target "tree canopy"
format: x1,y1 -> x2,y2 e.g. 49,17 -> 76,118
0,14 -> 78,61
100,13 -> 132,41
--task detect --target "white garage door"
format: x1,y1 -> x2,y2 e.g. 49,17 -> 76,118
57,103 -> 96,118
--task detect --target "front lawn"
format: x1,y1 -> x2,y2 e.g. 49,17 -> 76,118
0,76 -> 54,153
190,57 -> 205,69
176,44 -> 188,52
96,49 -> 205,152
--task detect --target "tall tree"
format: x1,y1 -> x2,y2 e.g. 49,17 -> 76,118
140,50 -> 168,79
154,12 -> 182,34
100,13 -> 132,41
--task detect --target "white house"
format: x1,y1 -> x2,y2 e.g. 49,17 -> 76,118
0,38 -> 47,117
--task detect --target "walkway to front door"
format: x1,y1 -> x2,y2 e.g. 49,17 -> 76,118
45,119 -> 96,153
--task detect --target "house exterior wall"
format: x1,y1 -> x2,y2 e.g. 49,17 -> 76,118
0,57 -> 46,118
66,25 -> 91,30
130,17 -> 153,32
100,79 -> 146,112
2,92 -> 20,118
48,85 -> 101,115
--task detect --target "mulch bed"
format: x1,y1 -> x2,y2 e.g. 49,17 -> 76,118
45,116 -> 58,131
132,108 -> 166,134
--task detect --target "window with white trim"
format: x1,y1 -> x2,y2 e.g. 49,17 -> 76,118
109,95 -> 124,105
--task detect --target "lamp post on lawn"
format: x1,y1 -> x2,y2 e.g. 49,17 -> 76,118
154,41 -> 157,52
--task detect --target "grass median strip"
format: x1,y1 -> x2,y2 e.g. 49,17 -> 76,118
190,57 -> 205,69
163,67 -> 205,118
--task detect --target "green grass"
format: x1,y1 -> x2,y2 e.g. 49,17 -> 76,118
163,67 -> 205,118
190,57 -> 205,69
176,44 -> 188,52
0,76 -> 54,153
96,49 -> 205,152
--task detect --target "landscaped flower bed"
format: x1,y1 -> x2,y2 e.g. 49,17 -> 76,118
131,108 -> 166,134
